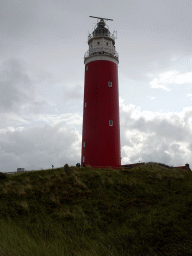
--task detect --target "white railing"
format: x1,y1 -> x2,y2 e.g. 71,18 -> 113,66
88,33 -> 115,42
84,47 -> 119,60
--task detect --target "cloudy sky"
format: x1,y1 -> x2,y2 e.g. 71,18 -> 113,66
1,0 -> 192,172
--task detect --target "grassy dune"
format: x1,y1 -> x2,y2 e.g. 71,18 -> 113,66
0,162 -> 192,256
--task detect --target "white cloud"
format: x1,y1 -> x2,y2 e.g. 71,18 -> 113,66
1,99 -> 192,172
120,102 -> 192,167
33,113 -> 82,126
176,72 -> 192,84
150,77 -> 171,91
149,71 -> 192,91
187,94 -> 192,100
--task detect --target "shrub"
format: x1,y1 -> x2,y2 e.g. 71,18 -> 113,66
0,172 -> 8,181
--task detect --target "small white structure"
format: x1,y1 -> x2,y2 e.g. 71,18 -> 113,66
17,168 -> 25,173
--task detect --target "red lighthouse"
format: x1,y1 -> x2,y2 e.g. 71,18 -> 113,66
81,16 -> 121,168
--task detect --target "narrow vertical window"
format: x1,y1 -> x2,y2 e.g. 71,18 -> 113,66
108,81 -> 112,87
85,102 -> 87,108
83,142 -> 85,147
86,66 -> 88,71
109,120 -> 113,126
83,156 -> 85,162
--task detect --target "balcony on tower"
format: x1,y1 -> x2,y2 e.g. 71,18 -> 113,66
84,18 -> 119,62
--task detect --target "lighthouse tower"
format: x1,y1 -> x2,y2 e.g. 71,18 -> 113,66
81,16 -> 121,168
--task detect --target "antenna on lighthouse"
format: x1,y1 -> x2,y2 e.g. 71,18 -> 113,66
89,16 -> 113,21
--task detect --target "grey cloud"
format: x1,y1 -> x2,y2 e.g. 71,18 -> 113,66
0,113 -> 29,129
130,150 -> 173,166
120,104 -> 192,166
0,58 -> 61,116
117,0 -> 192,80
1,0 -> 192,84
0,121 -> 81,172
63,85 -> 83,102
0,58 -> 34,113
188,143 -> 192,151
127,116 -> 190,142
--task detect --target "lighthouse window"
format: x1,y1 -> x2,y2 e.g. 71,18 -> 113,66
109,120 -> 113,126
86,66 -> 88,71
85,102 -> 87,108
83,142 -> 85,147
106,42 -> 108,46
83,156 -> 85,162
108,81 -> 112,87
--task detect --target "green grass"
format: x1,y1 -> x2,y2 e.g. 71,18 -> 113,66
0,162 -> 192,256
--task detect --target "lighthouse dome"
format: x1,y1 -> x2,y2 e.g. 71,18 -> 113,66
93,19 -> 110,37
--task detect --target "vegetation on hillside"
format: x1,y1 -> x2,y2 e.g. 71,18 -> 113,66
0,162 -> 192,256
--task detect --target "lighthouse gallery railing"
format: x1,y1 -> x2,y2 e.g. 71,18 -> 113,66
84,47 -> 119,60
88,33 -> 115,41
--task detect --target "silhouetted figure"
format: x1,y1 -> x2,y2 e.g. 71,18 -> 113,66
64,164 -> 69,175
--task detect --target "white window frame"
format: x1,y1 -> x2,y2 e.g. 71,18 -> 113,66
83,156 -> 85,162
108,81 -> 112,87
85,102 -> 87,108
83,141 -> 85,147
86,66 -> 88,71
109,120 -> 113,126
